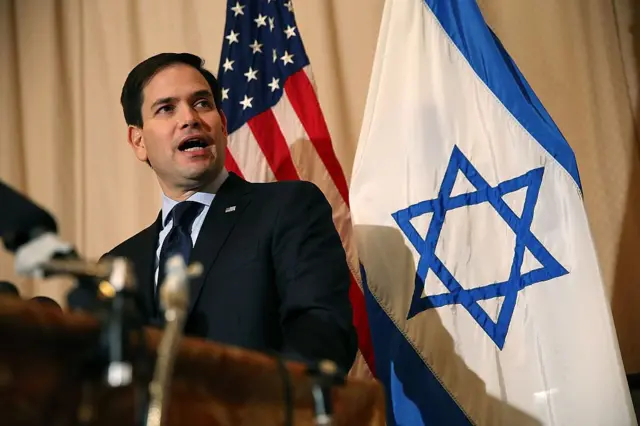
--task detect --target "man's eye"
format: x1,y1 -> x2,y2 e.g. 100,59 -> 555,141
156,105 -> 173,114
195,99 -> 213,108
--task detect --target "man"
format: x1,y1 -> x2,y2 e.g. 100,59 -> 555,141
103,53 -> 356,372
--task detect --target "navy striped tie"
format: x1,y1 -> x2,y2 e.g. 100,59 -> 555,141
156,201 -> 203,303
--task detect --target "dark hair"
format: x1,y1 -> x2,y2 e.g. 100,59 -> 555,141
120,52 -> 222,127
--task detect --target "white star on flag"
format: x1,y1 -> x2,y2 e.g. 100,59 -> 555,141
230,2 -> 244,17
254,14 -> 267,28
249,40 -> 263,54
222,58 -> 234,72
283,25 -> 296,39
268,77 -> 280,92
280,51 -> 294,65
244,67 -> 258,82
225,30 -> 239,45
239,95 -> 252,110
221,88 -> 229,101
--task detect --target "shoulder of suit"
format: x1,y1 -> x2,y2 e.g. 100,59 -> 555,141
101,220 -> 156,261
245,179 -> 329,208
247,178 -> 323,198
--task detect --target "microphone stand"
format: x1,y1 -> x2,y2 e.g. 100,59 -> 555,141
100,258 -> 151,426
144,255 -> 200,426
306,360 -> 346,426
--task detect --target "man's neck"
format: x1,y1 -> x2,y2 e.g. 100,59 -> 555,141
160,169 -> 229,202
165,188 -> 198,202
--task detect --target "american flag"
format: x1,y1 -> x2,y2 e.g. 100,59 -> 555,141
217,0 -> 374,376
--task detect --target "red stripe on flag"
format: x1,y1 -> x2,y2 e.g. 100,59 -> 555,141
349,271 -> 376,375
248,109 -> 300,181
284,71 -> 350,207
224,147 -> 245,179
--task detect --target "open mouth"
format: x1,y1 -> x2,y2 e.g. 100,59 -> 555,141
178,137 -> 210,152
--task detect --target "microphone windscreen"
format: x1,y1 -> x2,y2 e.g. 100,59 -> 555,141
0,280 -> 20,297
29,295 -> 62,312
0,180 -> 58,252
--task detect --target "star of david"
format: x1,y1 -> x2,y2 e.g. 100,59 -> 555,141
392,145 -> 568,349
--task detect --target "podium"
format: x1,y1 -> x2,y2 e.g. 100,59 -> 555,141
0,296 -> 386,426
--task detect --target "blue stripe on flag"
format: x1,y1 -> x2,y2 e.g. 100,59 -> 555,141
423,0 -> 582,190
360,264 -> 472,426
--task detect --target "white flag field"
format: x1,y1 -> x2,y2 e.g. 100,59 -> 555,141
349,0 -> 637,424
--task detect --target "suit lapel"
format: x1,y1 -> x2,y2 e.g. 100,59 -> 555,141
134,215 -> 161,320
187,173 -> 252,316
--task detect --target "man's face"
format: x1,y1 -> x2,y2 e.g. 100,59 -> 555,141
128,63 -> 227,195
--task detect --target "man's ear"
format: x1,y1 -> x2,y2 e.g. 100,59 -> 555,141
127,125 -> 148,162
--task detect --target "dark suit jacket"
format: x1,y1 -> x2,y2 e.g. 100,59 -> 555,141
104,172 -> 357,371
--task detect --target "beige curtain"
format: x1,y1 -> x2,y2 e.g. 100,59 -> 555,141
1,0 -> 639,374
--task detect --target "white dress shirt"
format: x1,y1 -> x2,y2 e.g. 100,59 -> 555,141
154,169 -> 229,287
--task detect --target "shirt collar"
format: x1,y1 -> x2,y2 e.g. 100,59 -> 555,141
161,168 -> 229,226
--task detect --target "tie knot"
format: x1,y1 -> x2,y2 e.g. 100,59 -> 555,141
169,201 -> 202,229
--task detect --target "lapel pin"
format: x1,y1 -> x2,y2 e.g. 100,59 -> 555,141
225,206 -> 236,213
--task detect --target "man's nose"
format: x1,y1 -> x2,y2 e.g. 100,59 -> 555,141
178,106 -> 201,129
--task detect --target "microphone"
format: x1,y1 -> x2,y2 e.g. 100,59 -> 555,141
0,280 -> 20,298
0,181 -> 58,253
29,296 -> 62,312
0,180 -> 92,279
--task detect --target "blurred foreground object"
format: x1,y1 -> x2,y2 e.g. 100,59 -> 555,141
0,281 -> 20,298
0,296 -> 385,426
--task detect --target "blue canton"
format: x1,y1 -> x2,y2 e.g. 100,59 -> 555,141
392,145 -> 568,349
218,0 -> 309,133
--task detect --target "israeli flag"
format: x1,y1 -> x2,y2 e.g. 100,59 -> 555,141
350,0 -> 637,424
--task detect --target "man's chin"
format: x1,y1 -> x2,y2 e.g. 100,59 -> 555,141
181,164 -> 218,182
175,154 -> 224,184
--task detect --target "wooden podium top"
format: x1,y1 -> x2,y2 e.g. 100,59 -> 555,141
0,296 -> 386,426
